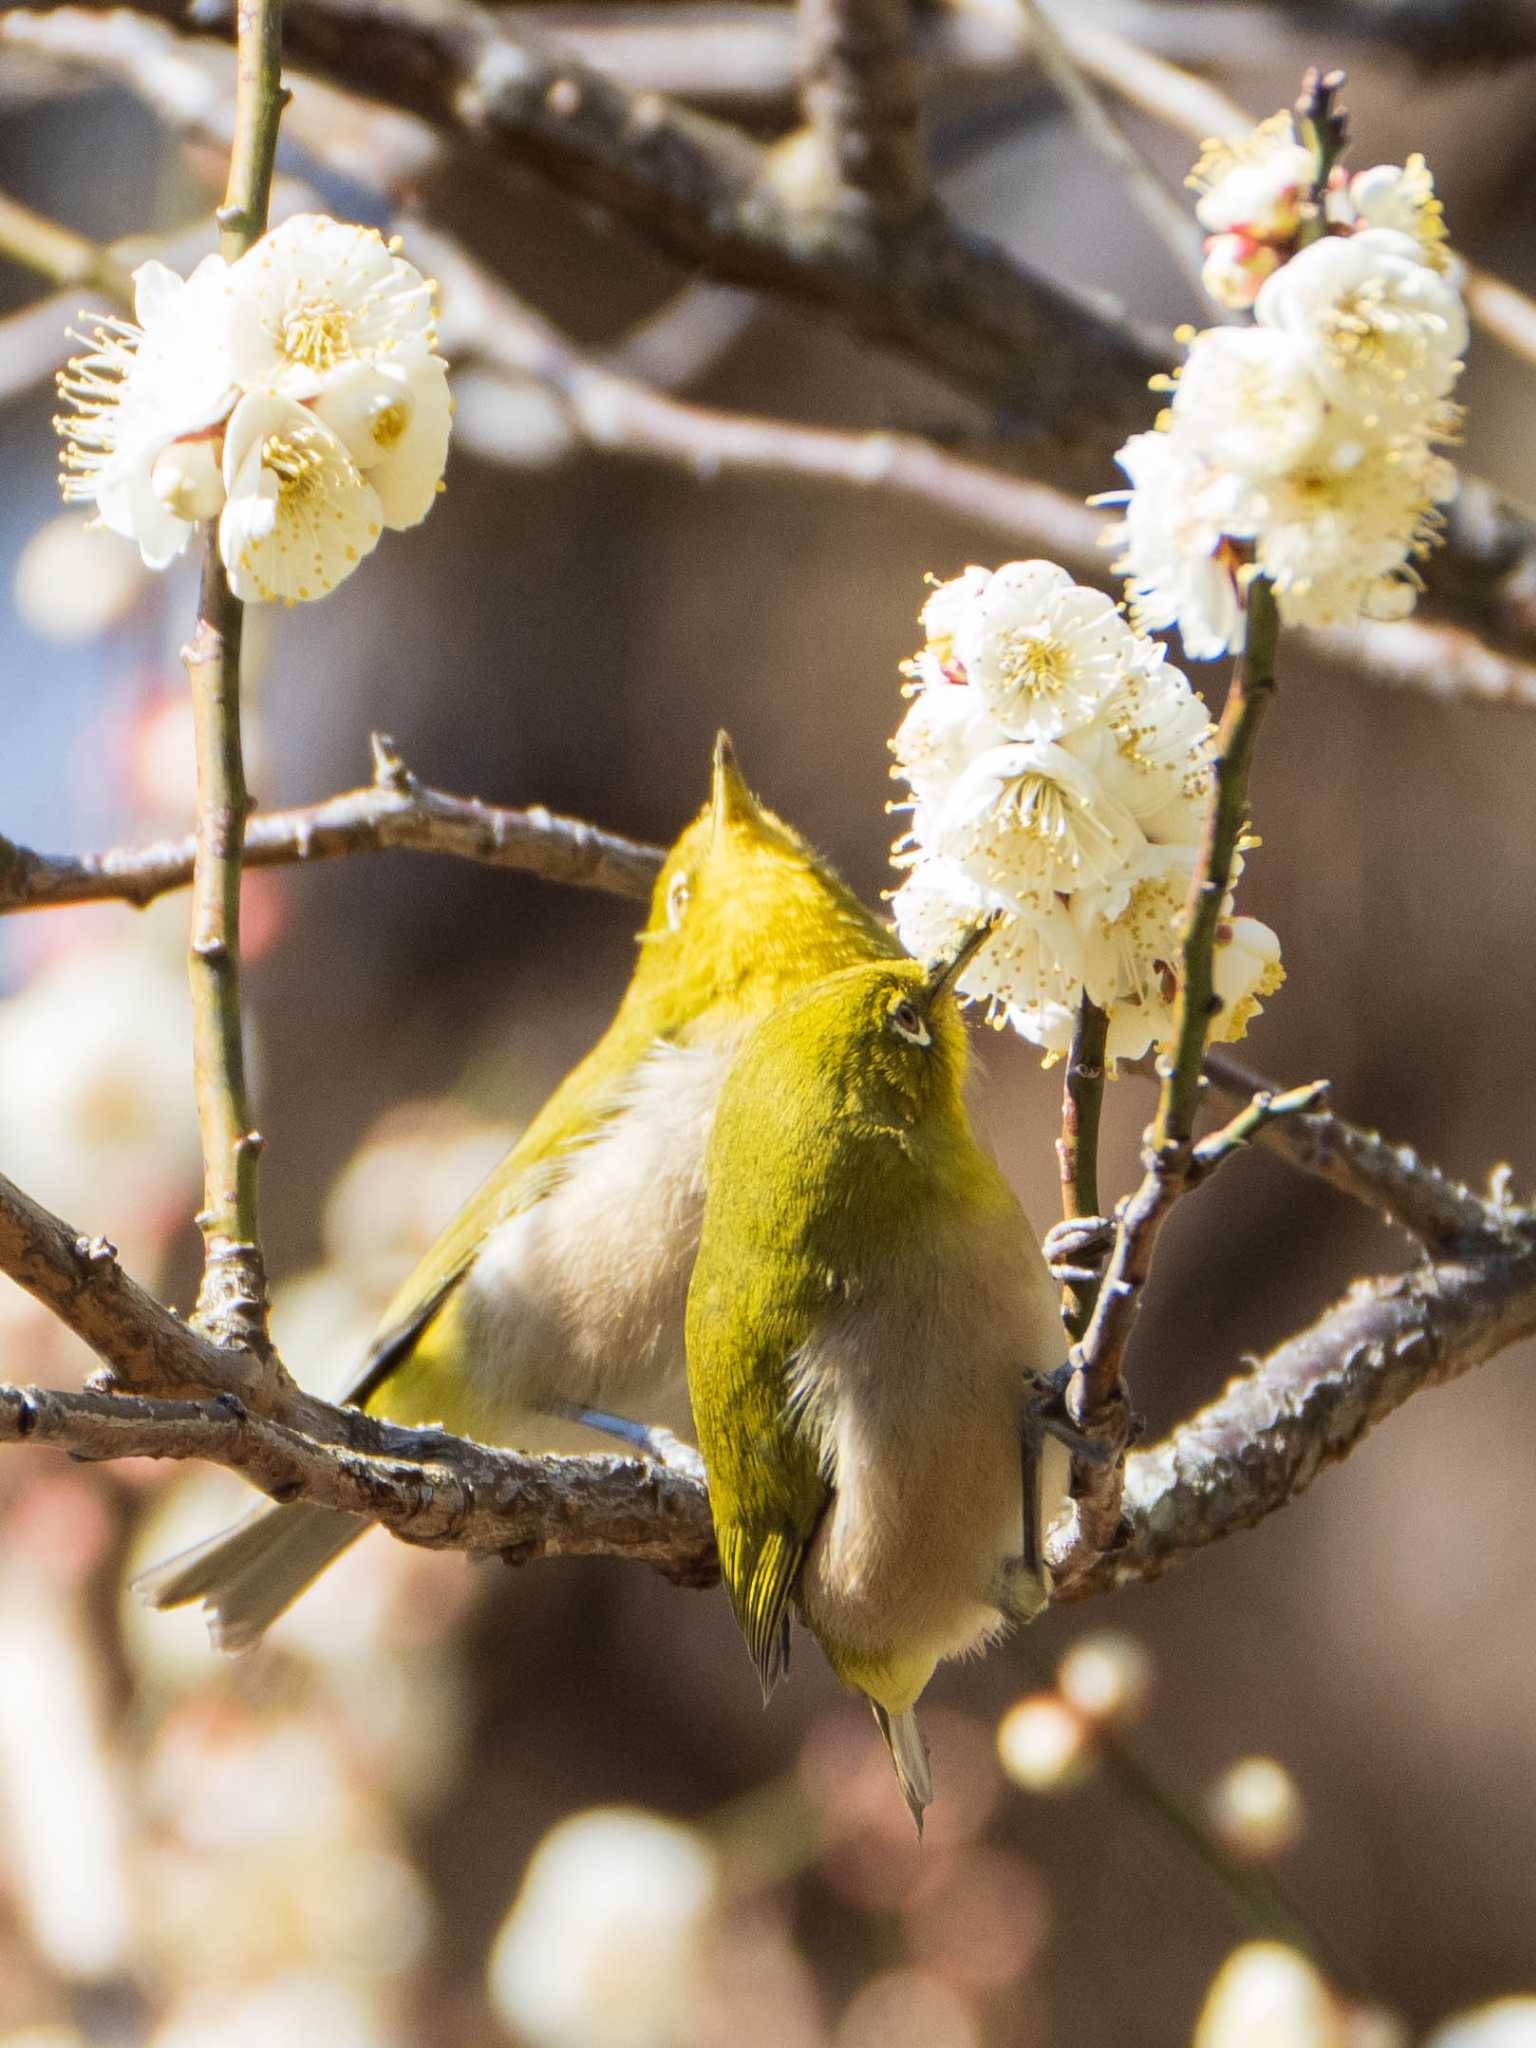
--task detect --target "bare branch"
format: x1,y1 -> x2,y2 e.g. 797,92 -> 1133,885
178,0 -> 285,1351
1063,579 -> 1283,1567
6,1147 -> 1535,1607
1013,0 -> 1206,301
798,0 -> 929,222
1203,1049 -> 1502,1250
420,223 -> 1107,556
0,1383 -> 719,1582
1304,614 -> 1536,713
1060,1234 -> 1536,1597
0,739 -> 665,916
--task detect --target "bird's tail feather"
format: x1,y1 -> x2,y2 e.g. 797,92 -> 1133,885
870,1700 -> 932,1835
133,1500 -> 368,1654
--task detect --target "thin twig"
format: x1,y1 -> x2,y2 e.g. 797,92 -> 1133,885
1063,577 -> 1282,1570
0,737 -> 665,916
1056,995 -> 1108,1341
419,222 -> 1106,557
797,0 -> 929,222
1013,0 -> 1206,301
182,0 -> 284,1349
0,189 -> 135,301
1203,1049 -> 1503,1250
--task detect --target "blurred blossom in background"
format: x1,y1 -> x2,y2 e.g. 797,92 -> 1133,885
5,4 -> 1536,2045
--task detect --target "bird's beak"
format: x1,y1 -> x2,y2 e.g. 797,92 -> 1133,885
710,730 -> 764,839
922,912 -> 1005,1007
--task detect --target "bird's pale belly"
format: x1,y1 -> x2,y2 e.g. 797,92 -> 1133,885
456,1039 -> 733,1445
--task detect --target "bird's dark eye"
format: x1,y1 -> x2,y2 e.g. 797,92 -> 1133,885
890,999 -> 929,1046
667,872 -> 691,931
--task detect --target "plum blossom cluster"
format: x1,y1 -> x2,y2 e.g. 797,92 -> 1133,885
55,214 -> 450,605
1107,117 -> 1466,658
888,560 -> 1282,1063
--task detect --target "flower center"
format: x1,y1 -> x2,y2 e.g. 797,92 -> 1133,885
370,399 -> 410,452
262,429 -> 327,506
280,298 -> 352,373
994,630 -> 1071,698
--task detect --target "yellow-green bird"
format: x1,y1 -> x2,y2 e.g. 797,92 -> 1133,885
139,736 -> 898,1648
685,930 -> 1072,1829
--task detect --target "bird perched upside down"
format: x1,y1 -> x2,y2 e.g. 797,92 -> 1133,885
139,735 -> 898,1648
685,928 -> 1074,1829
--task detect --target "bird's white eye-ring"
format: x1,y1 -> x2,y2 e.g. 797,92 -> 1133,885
667,872 -> 691,931
889,998 -> 930,1047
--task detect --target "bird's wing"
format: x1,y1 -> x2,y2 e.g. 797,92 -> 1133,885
342,1028 -> 662,1410
690,1271 -> 830,1700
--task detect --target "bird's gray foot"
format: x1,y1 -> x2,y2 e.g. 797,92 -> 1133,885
541,1400 -> 707,1481
1042,1214 -> 1115,1288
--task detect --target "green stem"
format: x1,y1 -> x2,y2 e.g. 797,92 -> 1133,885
1058,994 -> 1108,1341
1062,578 -> 1279,1566
185,0 -> 285,1349
217,0 -> 288,262
1154,576 -> 1280,1153
1092,1722 -> 1366,1999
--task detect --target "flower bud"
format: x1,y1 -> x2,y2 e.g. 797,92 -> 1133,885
151,434 -> 226,521
1056,1632 -> 1153,1726
995,1694 -> 1095,1794
1208,1755 -> 1305,1860
1194,1943 -> 1344,2048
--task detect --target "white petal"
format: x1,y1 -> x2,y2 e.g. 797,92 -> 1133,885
219,390 -> 382,604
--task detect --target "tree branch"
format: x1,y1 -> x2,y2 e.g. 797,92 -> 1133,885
7,0 -> 1533,660
797,0 -> 929,223
0,737 -> 664,916
1203,1048 -> 1503,1250
179,0 -> 284,1351
0,1383 -> 718,1582
5,1148 -> 1534,1606
1062,579 -> 1284,1568
1060,1233 -> 1536,1597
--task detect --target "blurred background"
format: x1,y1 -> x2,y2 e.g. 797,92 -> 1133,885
2,2 -> 1536,2042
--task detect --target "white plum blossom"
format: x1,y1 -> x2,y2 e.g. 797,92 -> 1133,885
1188,115 -> 1315,242
931,739 -> 1146,916
1106,429 -> 1251,660
1110,115 -> 1466,658
889,563 -> 1282,1062
1255,226 -> 1467,416
487,1808 -> 719,2048
224,213 -> 438,397
1200,231 -> 1284,313
1329,153 -> 1451,272
55,213 -> 449,601
219,391 -> 383,605
1248,426 -> 1457,626
1060,646 -> 1214,846
945,558 -> 1135,742
1171,327 -> 1325,479
55,255 -> 237,568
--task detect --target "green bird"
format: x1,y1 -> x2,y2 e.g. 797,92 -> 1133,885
685,929 -> 1072,1829
139,736 -> 898,1648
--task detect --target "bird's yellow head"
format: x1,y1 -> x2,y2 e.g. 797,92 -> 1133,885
632,733 -> 898,1035
757,918 -> 998,1133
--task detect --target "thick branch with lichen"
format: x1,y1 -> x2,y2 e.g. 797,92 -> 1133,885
3,1152 -> 1533,1599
